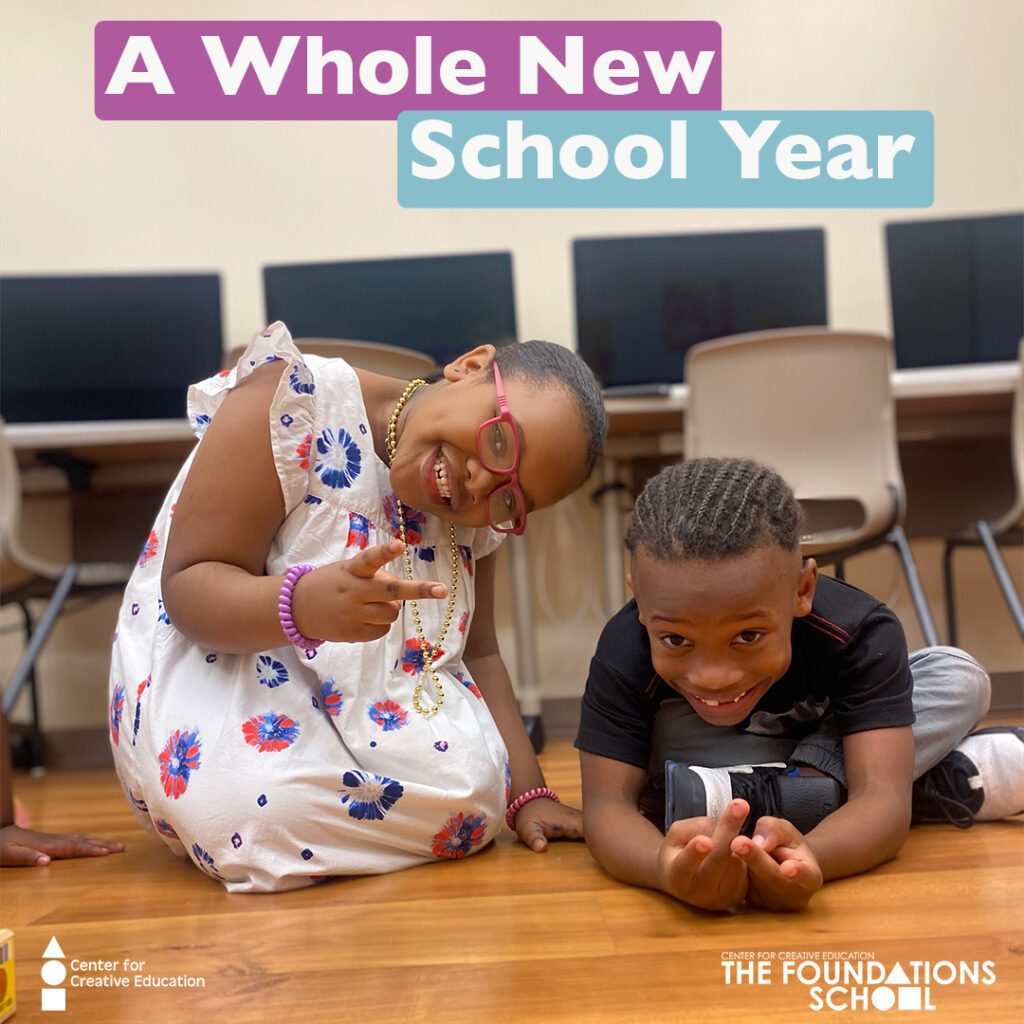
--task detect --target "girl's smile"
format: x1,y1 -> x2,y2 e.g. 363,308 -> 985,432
422,445 -> 456,508
382,346 -> 590,531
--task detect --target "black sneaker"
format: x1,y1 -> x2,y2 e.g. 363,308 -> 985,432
665,761 -> 843,837
912,726 -> 1024,828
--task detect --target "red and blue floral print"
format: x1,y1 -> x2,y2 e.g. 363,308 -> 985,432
242,712 -> 301,752
346,512 -> 371,549
368,699 -> 409,732
432,813 -> 487,860
109,683 -> 126,745
383,493 -> 425,544
158,728 -> 201,799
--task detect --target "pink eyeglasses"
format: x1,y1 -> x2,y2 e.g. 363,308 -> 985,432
476,363 -> 527,534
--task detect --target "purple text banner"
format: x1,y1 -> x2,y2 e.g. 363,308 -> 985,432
95,21 -> 722,120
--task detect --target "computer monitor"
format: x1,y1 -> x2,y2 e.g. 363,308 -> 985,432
886,213 -> 1024,368
263,252 -> 518,368
573,228 -> 828,390
0,273 -> 223,423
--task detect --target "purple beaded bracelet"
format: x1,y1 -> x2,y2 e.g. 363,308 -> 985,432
278,564 -> 324,651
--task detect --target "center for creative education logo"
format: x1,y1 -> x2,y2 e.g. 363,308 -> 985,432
41,936 -> 66,1012
720,951 -> 998,1012
38,935 -> 207,1012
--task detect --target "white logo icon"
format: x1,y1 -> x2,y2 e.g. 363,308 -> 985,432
41,936 -> 66,1012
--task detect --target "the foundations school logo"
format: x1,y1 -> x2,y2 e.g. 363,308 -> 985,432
720,951 -> 998,1012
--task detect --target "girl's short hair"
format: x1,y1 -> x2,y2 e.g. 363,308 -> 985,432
427,340 -> 607,476
625,457 -> 803,560
494,340 -> 606,476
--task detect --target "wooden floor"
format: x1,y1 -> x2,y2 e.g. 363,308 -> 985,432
3,728 -> 1022,1024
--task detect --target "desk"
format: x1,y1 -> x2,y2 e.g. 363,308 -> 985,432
599,361 -> 1019,615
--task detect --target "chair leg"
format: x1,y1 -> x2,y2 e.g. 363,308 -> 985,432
3,565 -> 80,770
887,525 -> 940,648
976,521 -> 1024,638
14,602 -> 44,770
942,540 -> 958,647
28,672 -> 44,771
833,560 -> 845,582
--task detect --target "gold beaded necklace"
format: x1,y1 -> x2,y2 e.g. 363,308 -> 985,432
385,379 -> 459,718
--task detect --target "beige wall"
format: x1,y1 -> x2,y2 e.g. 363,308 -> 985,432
2,1 -> 1022,729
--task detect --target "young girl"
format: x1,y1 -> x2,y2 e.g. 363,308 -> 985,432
109,321 -> 606,893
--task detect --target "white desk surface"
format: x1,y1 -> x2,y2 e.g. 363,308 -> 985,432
6,418 -> 195,449
5,362 -> 1018,449
604,361 -> 1018,416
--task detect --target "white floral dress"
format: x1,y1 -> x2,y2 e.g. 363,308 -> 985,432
108,323 -> 509,893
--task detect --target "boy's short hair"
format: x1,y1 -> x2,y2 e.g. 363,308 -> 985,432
625,457 -> 803,560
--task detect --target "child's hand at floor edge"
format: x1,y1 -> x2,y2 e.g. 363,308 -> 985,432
1,824 -> 125,867
514,798 -> 583,852
732,817 -> 823,911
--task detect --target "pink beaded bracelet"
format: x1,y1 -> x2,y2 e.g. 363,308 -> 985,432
278,564 -> 324,652
505,786 -> 560,830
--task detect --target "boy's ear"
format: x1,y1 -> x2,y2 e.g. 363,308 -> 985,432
793,557 -> 818,618
443,344 -> 497,382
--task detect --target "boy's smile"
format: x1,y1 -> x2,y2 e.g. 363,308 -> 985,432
630,544 -> 817,726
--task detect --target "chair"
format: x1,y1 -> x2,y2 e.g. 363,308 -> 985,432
225,338 -> 438,378
294,338 -> 438,377
943,341 -> 1024,643
684,329 -> 939,646
1,420 -> 132,767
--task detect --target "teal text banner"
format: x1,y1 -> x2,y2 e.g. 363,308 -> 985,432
397,110 -> 933,208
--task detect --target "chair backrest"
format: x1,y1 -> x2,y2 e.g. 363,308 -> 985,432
0,418 -> 22,562
223,338 -> 438,379
999,338 -> 1024,529
294,338 -> 438,378
685,329 -> 904,530
0,419 -> 66,583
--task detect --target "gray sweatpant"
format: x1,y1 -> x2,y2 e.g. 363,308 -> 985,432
649,647 -> 992,789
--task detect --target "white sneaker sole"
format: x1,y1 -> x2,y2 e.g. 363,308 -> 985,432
957,728 -> 1024,821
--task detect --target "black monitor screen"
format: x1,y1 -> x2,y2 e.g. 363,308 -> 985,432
263,252 -> 517,368
0,274 -> 223,423
886,213 -> 1024,368
574,228 -> 828,388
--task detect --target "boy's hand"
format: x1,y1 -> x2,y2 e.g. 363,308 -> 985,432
291,540 -> 448,644
514,799 -> 583,852
657,799 -> 752,911
731,817 -> 823,911
1,825 -> 124,867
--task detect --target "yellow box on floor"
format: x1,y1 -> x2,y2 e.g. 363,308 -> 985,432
0,929 -> 15,1023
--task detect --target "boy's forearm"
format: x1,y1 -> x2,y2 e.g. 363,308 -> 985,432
805,790 -> 910,880
584,802 -> 667,891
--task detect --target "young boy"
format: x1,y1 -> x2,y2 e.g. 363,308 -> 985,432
577,458 -> 1023,912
